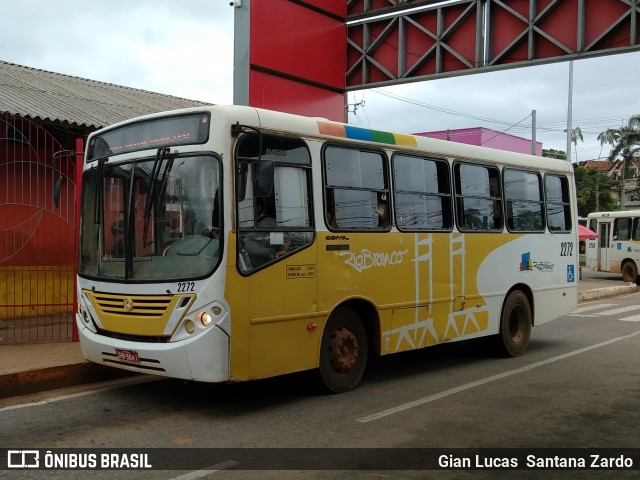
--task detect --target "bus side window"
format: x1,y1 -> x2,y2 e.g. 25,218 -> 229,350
614,218 -> 631,241
454,162 -> 502,231
634,218 -> 640,240
545,174 -> 571,232
236,133 -> 314,273
503,169 -> 544,232
392,154 -> 452,231
323,145 -> 390,231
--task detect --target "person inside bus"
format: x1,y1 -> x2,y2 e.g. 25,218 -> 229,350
376,194 -> 390,228
242,197 -> 280,267
273,232 -> 291,258
108,220 -> 125,257
326,189 -> 338,229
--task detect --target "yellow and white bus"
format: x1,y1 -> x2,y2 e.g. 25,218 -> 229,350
586,210 -> 640,283
76,105 -> 578,393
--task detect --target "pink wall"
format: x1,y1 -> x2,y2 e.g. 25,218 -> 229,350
414,127 -> 543,156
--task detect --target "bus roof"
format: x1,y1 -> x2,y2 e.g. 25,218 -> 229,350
91,104 -> 574,174
587,210 -> 640,218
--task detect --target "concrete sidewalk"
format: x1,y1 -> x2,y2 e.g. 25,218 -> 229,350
0,269 -> 637,399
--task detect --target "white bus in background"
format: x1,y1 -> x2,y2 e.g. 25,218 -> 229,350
586,210 -> 640,283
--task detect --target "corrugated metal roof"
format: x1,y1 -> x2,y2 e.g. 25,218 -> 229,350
0,61 -> 211,129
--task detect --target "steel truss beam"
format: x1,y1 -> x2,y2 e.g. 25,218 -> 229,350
346,0 -> 640,90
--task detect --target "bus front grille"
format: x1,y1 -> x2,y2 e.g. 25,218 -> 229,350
88,292 -> 173,319
82,290 -> 196,337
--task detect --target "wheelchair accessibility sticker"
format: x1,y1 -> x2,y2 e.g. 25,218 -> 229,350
567,265 -> 575,283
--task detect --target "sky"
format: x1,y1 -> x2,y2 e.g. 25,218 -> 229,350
1,1 -> 638,163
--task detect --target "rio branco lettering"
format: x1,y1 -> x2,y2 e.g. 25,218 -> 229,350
340,248 -> 409,272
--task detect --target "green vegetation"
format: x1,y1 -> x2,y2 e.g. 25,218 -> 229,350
598,115 -> 640,210
574,165 -> 616,217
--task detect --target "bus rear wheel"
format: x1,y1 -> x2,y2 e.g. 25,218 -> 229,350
319,308 -> 368,393
621,261 -> 638,283
497,290 -> 532,357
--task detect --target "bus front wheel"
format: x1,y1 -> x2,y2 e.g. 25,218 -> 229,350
319,308 -> 368,393
621,261 -> 638,283
497,290 -> 532,357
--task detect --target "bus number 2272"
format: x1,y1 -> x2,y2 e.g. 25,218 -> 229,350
177,282 -> 195,292
560,242 -> 574,257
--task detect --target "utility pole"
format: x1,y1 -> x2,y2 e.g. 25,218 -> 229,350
531,109 -> 537,155
565,61 -> 574,162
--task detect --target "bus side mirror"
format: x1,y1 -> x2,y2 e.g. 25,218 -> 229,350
52,150 -> 76,208
53,177 -> 63,207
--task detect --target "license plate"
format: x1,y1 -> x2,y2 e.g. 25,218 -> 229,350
115,348 -> 140,364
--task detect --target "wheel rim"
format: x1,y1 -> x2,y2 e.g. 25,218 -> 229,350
328,326 -> 359,374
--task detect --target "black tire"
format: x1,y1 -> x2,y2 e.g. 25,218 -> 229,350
319,308 -> 368,393
496,290 -> 532,357
621,261 -> 638,283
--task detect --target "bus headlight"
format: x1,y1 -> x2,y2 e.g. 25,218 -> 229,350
199,311 -> 212,327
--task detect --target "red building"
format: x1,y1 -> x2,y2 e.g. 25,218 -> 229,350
0,61 -> 208,343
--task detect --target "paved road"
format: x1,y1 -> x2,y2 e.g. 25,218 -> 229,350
2,292 -> 639,479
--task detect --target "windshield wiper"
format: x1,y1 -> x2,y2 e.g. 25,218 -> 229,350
93,158 -> 107,225
142,147 -> 170,246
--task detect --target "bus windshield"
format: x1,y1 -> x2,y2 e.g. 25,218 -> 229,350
79,153 -> 222,281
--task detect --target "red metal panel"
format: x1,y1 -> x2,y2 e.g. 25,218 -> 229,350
249,71 -> 345,121
249,0 -> 346,90
302,0 -> 346,18
489,0 -> 578,63
347,2 -> 480,86
346,0 -> 640,89
72,138 -> 83,342
585,0 -> 638,48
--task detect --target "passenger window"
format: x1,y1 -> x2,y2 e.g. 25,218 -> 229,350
504,169 -> 544,232
613,218 -> 631,241
323,146 -> 390,231
393,154 -> 452,230
545,175 -> 571,232
454,163 -> 502,231
633,218 -> 640,240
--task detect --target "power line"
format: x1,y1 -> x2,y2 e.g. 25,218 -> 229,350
480,114 -> 533,145
372,89 -> 516,126
369,88 -> 638,137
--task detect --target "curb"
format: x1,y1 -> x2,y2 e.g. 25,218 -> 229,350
578,284 -> 638,302
0,362 -> 135,400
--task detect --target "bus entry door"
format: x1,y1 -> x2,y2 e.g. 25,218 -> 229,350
598,222 -> 611,271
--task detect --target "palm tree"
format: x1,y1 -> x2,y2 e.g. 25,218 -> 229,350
598,115 -> 640,210
564,127 -> 583,162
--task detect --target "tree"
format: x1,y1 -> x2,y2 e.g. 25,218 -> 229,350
598,115 -> 640,210
542,148 -> 566,160
564,127 -> 583,162
573,165 -> 616,216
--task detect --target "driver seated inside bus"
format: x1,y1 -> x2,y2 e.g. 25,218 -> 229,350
108,220 -> 125,258
242,198 -> 285,268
